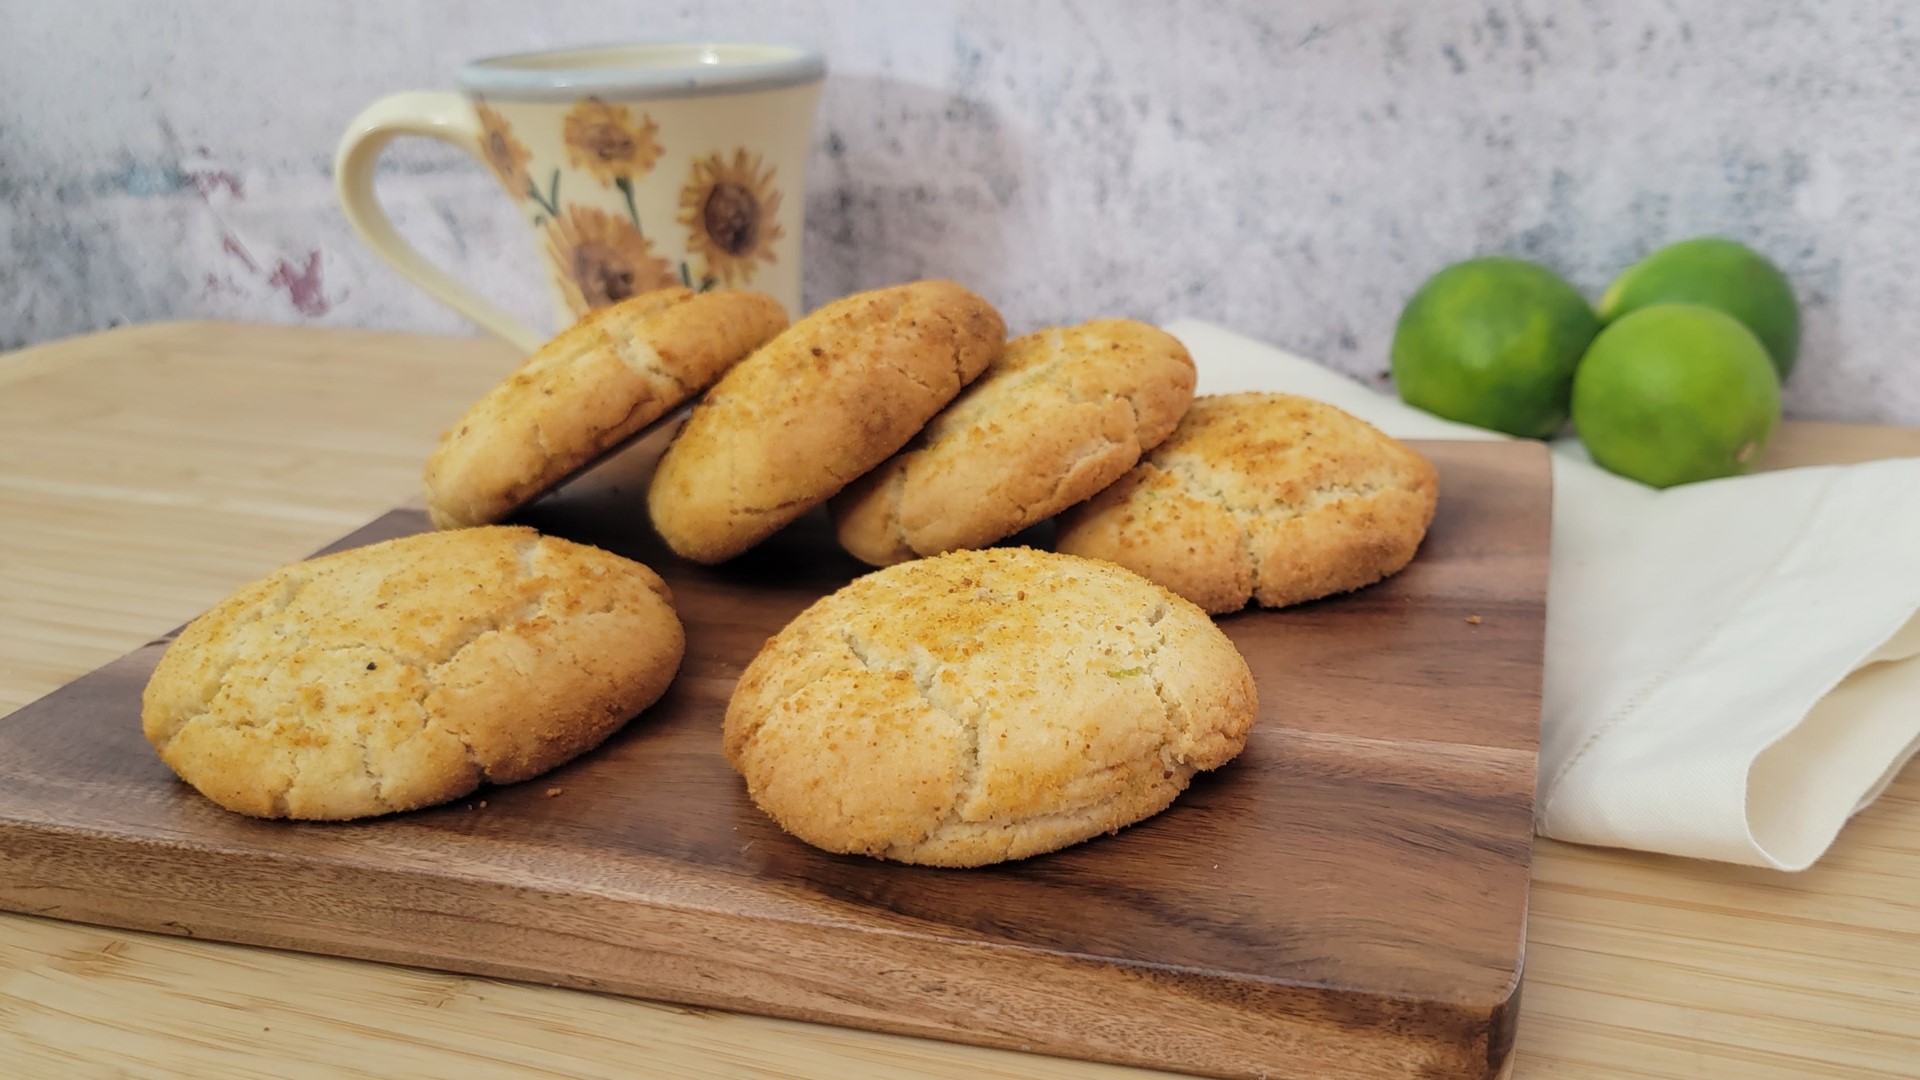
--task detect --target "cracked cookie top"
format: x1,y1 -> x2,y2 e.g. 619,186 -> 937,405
722,547 -> 1256,867
647,280 -> 1005,564
1056,393 -> 1440,614
424,286 -> 788,530
141,526 -> 684,820
831,320 -> 1195,566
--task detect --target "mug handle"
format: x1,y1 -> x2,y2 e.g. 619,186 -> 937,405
334,92 -> 546,353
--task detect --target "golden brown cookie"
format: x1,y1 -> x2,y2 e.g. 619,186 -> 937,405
424,287 -> 788,529
141,526 -> 684,820
723,547 -> 1257,867
646,280 -> 1005,563
831,320 -> 1196,566
1056,393 -> 1438,614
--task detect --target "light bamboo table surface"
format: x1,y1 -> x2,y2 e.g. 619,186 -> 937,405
3,322 -> 1917,1080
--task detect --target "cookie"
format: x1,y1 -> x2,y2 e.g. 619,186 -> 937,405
424,287 -> 788,529
723,547 -> 1257,867
647,280 -> 1005,563
1056,393 -> 1439,614
141,526 -> 684,820
831,320 -> 1196,566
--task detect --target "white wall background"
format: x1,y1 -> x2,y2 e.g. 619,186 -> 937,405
4,0 -> 1917,422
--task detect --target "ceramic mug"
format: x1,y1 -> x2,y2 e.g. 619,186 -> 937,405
336,43 -> 826,352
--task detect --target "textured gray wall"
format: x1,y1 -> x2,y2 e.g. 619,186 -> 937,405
4,1 -> 1916,421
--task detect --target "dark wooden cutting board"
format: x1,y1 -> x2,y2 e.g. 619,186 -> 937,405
0,436 -> 1548,1080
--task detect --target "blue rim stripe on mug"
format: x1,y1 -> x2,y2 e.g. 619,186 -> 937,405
460,43 -> 826,101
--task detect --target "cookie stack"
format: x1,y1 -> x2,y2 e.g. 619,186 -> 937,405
143,279 -> 1438,870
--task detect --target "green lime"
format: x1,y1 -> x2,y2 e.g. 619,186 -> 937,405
1391,256 -> 1601,438
1599,237 -> 1800,379
1571,304 -> 1781,488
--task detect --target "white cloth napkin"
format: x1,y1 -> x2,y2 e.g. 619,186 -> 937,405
1164,319 -> 1920,870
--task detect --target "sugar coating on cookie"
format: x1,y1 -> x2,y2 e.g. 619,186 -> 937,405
1056,393 -> 1439,614
141,526 -> 684,820
647,280 -> 1006,564
425,287 -> 788,529
723,547 -> 1257,867
831,319 -> 1196,566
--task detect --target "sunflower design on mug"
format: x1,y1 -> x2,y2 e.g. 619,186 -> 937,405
563,98 -> 663,186
678,149 -> 785,285
474,101 -> 533,201
543,204 -> 679,318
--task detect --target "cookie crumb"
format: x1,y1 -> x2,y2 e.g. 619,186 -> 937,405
1465,615 -> 1483,625
546,787 -> 563,797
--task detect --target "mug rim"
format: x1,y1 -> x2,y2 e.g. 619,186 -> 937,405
459,42 -> 826,101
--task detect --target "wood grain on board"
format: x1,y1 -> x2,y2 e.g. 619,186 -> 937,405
0,422 -> 1547,1080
